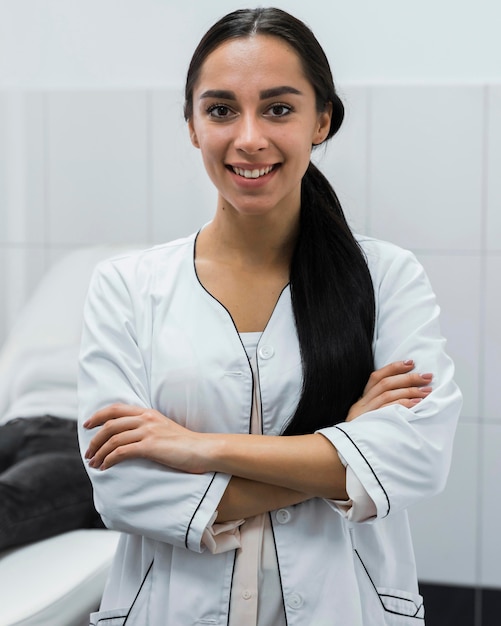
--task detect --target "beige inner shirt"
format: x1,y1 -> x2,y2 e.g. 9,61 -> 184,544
227,332 -> 286,625
201,332 -> 377,625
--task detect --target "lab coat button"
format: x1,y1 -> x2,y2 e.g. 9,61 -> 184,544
287,592 -> 303,609
242,589 -> 252,600
276,509 -> 291,524
258,345 -> 274,359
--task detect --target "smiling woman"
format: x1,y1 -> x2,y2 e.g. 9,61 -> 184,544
187,35 -> 331,224
78,7 -> 461,626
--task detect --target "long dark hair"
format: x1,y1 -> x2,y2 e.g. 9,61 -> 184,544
185,8 -> 375,435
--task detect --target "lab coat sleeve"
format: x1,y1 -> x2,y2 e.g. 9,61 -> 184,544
330,462 -> 377,522
317,242 -> 462,520
78,260 -> 231,552
201,513 -> 244,554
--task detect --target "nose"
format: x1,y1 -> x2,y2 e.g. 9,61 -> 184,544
234,114 -> 268,153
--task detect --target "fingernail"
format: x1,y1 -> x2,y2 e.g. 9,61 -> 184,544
411,398 -> 421,404
421,373 -> 433,381
420,386 -> 433,394
404,359 -> 414,366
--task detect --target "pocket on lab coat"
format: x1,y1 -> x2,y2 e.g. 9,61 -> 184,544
376,586 -> 425,622
89,608 -> 128,626
90,559 -> 155,626
354,550 -> 425,624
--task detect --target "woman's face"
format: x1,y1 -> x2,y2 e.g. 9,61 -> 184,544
188,35 -> 332,221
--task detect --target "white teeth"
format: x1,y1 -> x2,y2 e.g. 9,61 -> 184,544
232,165 -> 274,179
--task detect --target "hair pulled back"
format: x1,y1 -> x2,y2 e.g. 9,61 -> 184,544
185,8 -> 375,434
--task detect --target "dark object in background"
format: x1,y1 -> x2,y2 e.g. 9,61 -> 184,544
420,582 -> 501,626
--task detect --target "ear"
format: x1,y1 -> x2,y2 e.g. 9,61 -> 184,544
312,102 -> 333,146
188,118 -> 200,148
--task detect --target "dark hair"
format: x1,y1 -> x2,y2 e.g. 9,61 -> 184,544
185,8 -> 375,434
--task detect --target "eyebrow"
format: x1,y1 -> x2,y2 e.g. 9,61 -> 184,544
199,86 -> 303,101
261,86 -> 302,99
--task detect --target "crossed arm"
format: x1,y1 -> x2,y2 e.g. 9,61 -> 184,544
84,361 -> 433,522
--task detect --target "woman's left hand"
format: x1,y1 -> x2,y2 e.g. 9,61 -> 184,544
84,403 -> 214,472
345,360 -> 432,422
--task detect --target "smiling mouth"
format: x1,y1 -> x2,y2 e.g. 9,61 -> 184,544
229,165 -> 277,179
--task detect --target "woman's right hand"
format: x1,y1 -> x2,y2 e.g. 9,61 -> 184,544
346,360 -> 433,422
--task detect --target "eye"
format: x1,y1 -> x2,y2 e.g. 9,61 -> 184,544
206,104 -> 235,119
266,103 -> 293,118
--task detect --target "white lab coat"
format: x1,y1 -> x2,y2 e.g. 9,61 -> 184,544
78,232 -> 461,626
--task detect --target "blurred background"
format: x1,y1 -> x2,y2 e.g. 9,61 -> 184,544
0,1 -> 500,624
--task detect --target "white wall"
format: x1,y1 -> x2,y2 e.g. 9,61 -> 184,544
0,0 -> 500,594
1,0 -> 501,88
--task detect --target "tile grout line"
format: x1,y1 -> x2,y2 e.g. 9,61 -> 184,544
474,83 -> 490,626
42,92 -> 50,271
365,87 -> 372,236
146,90 -> 153,245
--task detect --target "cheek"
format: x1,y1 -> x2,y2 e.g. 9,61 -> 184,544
195,128 -> 230,159
198,143 -> 227,188
294,137 -> 314,162
279,123 -> 316,156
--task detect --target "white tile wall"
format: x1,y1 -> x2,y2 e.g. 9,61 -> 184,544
409,422 -> 479,585
480,424 -> 501,586
0,93 -> 46,244
315,85 -> 369,233
483,256 -> 501,421
417,254 -> 481,419
151,90 -> 215,243
369,86 -> 484,251
486,86 -> 501,252
23,94 -> 47,244
0,95 -> 6,241
47,91 -> 150,245
0,84 -> 499,590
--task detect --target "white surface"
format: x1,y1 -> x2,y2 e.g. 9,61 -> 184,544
0,529 -> 120,626
486,86 -> 501,252
47,92 -> 150,246
0,93 -> 45,245
417,254 -> 481,420
0,0 -> 500,88
0,247 -> 47,358
369,85 -> 484,251
409,422 -> 479,585
483,257 -> 501,421
480,424 -> 501,586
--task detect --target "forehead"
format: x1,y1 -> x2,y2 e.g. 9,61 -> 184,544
194,34 -> 311,94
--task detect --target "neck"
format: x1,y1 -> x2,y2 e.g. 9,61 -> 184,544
199,202 -> 300,270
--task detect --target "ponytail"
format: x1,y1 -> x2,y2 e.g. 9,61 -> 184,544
283,163 -> 375,435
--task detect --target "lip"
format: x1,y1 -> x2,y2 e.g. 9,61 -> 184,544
226,163 -> 280,187
229,162 -> 277,170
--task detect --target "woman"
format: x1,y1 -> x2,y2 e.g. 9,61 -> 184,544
78,8 -> 461,625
